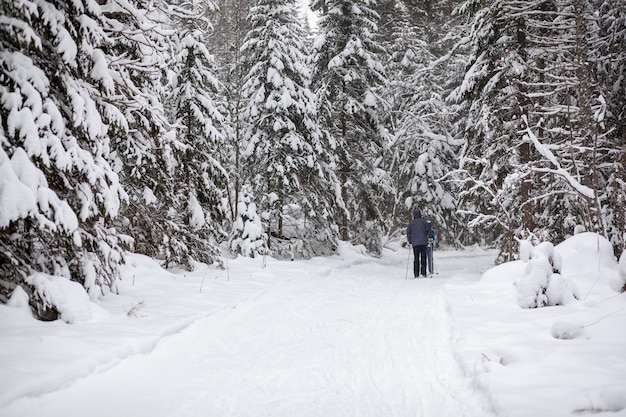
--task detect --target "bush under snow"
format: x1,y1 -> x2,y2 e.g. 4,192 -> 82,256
25,273 -> 92,323
516,239 -> 578,308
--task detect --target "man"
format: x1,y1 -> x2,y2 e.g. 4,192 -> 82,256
427,220 -> 436,276
406,209 -> 429,278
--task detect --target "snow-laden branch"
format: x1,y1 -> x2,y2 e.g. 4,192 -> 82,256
440,168 -> 514,232
522,115 -> 595,199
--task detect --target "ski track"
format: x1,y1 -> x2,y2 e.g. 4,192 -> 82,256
2,258 -> 492,417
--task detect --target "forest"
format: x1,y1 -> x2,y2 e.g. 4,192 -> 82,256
1,0 -> 625,315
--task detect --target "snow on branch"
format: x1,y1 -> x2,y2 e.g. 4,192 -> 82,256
522,116 -> 595,199
441,168 -> 513,231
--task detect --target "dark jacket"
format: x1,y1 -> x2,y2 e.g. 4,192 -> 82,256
406,209 -> 429,246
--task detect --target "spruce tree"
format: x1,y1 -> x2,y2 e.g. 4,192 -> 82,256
375,0 -> 462,245
311,0 -> 389,253
0,0 -> 128,314
229,184 -> 266,256
452,0 -> 626,259
165,1 -> 228,268
209,0 -> 255,226
451,0 -> 574,259
239,0 -> 338,258
596,0 -> 626,255
101,0 -> 185,265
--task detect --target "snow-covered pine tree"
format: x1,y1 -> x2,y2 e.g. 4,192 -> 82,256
164,0 -> 228,269
447,0 -> 533,259
311,0 -> 389,253
530,0 -> 607,240
596,0 -> 626,255
374,0 -> 462,245
239,0 -> 338,258
452,0 -> 626,259
208,0 -> 255,226
0,0 -> 128,314
366,0 -> 417,242
229,185 -> 266,256
450,0 -> 602,259
100,0 -> 183,264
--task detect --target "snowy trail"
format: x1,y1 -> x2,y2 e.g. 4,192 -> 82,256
2,256 -> 492,417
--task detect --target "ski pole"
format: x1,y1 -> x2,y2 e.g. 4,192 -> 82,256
405,245 -> 411,279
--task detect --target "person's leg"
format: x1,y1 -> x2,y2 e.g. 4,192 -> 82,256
418,245 -> 428,276
427,247 -> 433,275
412,245 -> 419,278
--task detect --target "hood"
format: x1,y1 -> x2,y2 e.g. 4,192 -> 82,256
413,209 -> 422,219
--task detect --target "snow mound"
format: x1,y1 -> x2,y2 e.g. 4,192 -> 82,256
556,232 -> 617,276
557,232 -> 619,298
25,273 -> 92,323
551,317 -> 583,339
7,286 -> 31,312
337,240 -> 368,258
3,286 -> 34,322
516,239 -> 578,308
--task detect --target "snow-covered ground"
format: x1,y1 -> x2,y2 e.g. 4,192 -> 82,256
1,233 -> 625,417
448,233 -> 626,417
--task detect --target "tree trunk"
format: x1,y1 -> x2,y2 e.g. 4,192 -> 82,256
516,17 -> 533,233
340,116 -> 349,241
